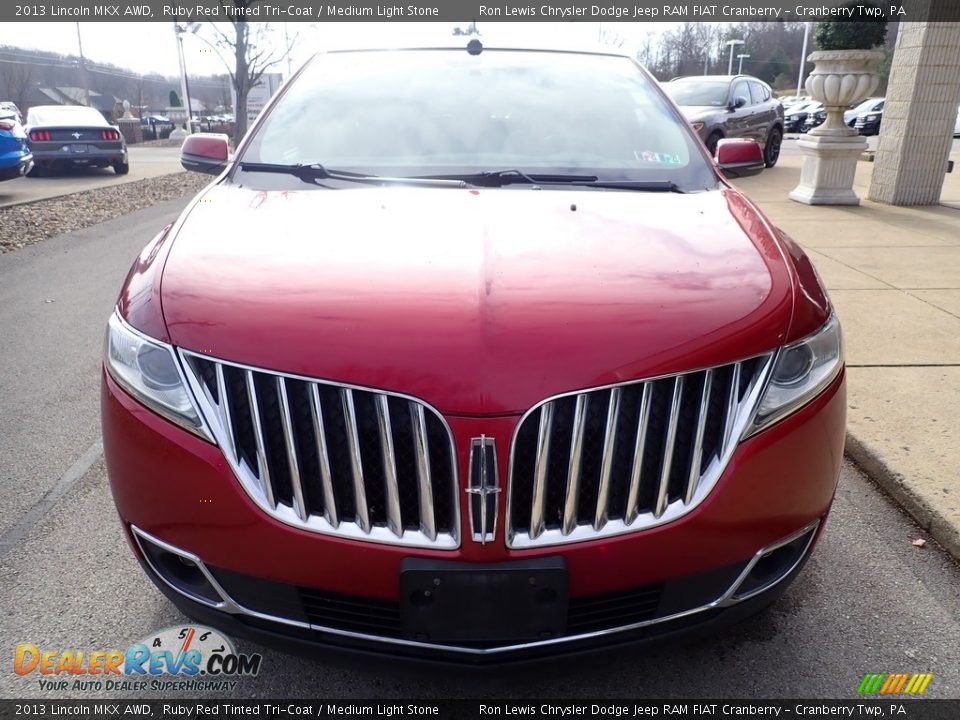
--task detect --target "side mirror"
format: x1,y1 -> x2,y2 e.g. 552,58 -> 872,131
715,138 -> 765,178
180,133 -> 229,175
730,96 -> 748,110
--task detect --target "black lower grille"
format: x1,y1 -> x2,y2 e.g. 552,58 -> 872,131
204,563 -> 757,645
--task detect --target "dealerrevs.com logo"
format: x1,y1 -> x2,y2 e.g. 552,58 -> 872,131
14,625 -> 262,692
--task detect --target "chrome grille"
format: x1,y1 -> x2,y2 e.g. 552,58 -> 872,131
507,355 -> 773,548
181,352 -> 459,548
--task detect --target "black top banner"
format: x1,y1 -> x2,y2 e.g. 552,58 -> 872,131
5,0 -> 960,23
1,701 -> 960,720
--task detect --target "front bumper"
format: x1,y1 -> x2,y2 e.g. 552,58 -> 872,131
856,118 -> 882,135
103,368 -> 846,661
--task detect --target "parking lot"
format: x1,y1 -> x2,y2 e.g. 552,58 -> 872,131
1,196 -> 959,699
0,145 -> 181,208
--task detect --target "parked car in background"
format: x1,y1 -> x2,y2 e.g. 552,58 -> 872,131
845,98 -> 884,127
780,95 -> 810,111
784,101 -> 821,133
802,106 -> 828,133
26,105 -> 129,175
855,106 -> 884,136
1,101 -> 24,125
141,114 -> 175,141
103,44 -> 845,663
954,105 -> 960,136
0,109 -> 33,181
664,74 -> 784,167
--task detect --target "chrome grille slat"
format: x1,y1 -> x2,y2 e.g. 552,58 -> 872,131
277,378 -> 308,522
529,402 -> 554,540
507,354 -> 774,548
685,369 -> 713,504
214,364 -> 236,463
594,387 -> 621,530
562,395 -> 589,536
340,388 -> 370,533
308,384 -> 339,528
624,383 -> 653,524
409,404 -> 436,541
375,395 -> 403,537
181,352 -> 459,548
245,369 -> 275,509
654,376 -> 684,519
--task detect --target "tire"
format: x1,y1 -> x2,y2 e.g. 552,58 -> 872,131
705,131 -> 723,157
764,127 -> 782,168
113,161 -> 130,175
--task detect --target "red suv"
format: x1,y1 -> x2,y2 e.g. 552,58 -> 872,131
102,44 -> 845,663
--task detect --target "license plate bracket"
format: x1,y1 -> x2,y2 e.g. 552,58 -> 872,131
400,557 -> 568,643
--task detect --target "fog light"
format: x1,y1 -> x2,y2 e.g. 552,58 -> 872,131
730,522 -> 818,601
132,527 -> 224,606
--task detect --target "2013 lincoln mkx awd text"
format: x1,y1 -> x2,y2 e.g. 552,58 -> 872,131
101,43 -> 846,664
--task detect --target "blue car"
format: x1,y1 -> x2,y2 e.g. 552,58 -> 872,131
0,110 -> 32,182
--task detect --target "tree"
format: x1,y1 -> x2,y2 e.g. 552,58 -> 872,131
199,3 -> 295,140
2,61 -> 34,111
169,89 -> 182,107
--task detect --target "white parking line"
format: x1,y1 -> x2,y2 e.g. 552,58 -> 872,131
0,438 -> 103,558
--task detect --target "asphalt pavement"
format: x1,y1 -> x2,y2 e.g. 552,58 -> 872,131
2,198 -> 959,700
0,145 -> 182,208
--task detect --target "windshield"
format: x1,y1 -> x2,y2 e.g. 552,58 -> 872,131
663,80 -> 730,108
237,49 -> 717,192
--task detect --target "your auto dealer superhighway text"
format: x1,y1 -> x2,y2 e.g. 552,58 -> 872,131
479,705 -> 893,717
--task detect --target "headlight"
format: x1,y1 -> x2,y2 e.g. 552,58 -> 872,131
691,121 -> 705,132
866,114 -> 880,120
745,313 -> 843,437
104,312 -> 211,439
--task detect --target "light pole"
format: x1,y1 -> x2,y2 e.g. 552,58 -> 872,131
174,22 -> 201,133
737,54 -> 751,74
726,39 -> 744,75
74,22 -> 92,108
797,21 -> 811,98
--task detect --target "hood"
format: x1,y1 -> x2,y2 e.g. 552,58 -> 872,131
159,184 -> 793,415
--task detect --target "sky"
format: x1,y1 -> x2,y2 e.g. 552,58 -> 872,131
0,21 -> 682,79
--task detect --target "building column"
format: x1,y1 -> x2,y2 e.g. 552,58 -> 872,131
869,22 -> 960,206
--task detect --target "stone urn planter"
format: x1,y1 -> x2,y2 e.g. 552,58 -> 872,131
789,49 -> 885,205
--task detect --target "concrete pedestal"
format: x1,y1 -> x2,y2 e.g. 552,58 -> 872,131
789,134 -> 869,206
117,118 -> 142,145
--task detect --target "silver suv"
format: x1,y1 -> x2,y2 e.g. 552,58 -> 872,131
664,75 -> 785,168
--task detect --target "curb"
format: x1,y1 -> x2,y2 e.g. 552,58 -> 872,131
845,431 -> 960,562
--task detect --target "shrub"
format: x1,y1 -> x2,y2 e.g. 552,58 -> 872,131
814,2 -> 888,50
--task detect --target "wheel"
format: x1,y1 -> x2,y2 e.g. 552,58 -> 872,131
764,127 -> 782,168
705,131 -> 723,157
113,161 -> 129,175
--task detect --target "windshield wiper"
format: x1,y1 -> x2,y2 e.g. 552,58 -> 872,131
579,180 -> 686,193
412,170 -> 685,193
415,170 -> 600,187
238,162 -> 466,187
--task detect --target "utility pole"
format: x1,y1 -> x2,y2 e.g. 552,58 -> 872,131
726,39 -> 744,75
174,22 -> 201,133
738,54 -> 750,74
797,22 -> 811,97
75,22 -> 92,108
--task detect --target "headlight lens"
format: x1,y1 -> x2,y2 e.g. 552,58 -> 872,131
105,312 -> 210,439
745,313 -> 843,436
